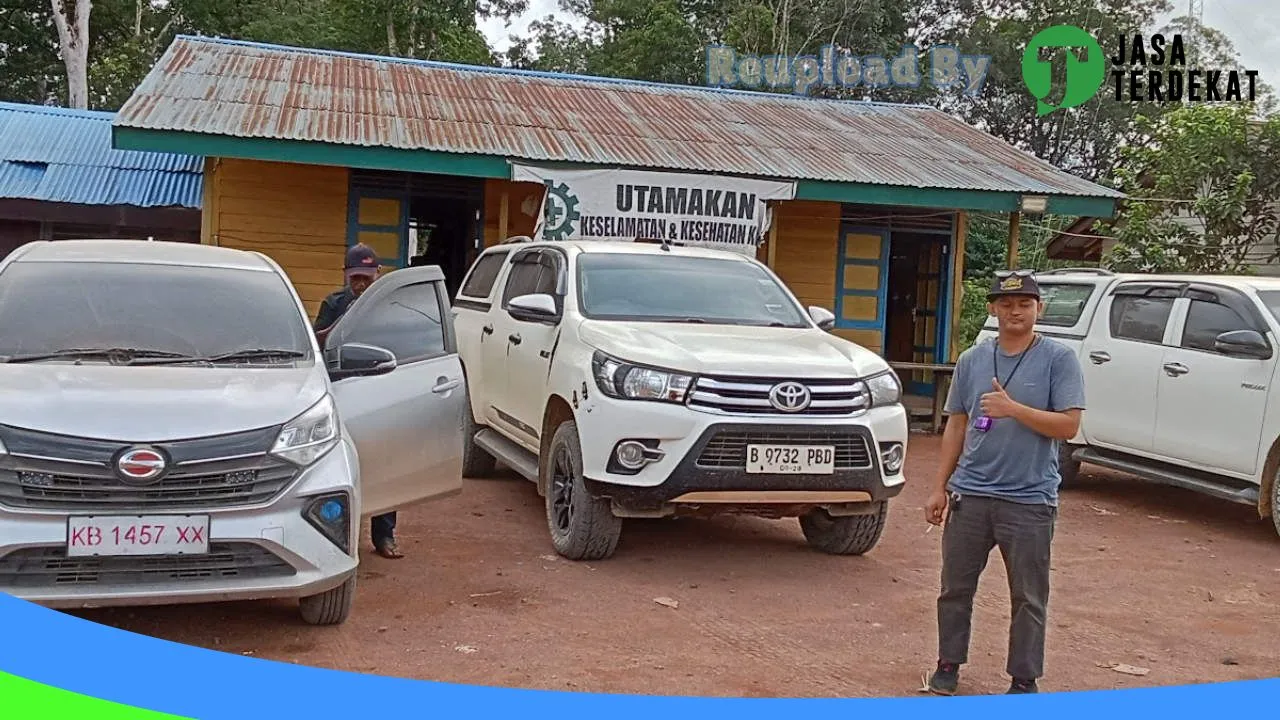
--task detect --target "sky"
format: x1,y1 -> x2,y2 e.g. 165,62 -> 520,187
476,0 -> 1278,91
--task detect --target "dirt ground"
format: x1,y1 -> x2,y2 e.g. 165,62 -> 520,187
74,433 -> 1280,698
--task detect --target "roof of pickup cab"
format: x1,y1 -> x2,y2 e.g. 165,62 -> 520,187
8,239 -> 276,271
491,239 -> 758,262
1035,269 -> 1280,294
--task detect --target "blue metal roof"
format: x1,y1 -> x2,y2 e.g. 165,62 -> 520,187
0,101 -> 203,208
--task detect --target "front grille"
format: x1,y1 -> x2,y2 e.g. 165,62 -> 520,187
696,429 -> 874,469
687,375 -> 870,415
0,543 -> 297,589
0,424 -> 297,511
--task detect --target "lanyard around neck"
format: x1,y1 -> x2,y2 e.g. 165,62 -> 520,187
994,334 -> 1038,388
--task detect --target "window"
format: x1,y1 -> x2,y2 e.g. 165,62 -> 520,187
1181,299 -> 1252,353
576,253 -> 810,328
1256,290 -> 1280,325
1108,295 -> 1174,343
0,261 -> 312,362
501,250 -> 560,306
459,252 -> 507,299
1036,282 -> 1095,327
342,281 -> 446,363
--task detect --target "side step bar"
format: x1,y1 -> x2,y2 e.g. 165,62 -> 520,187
1073,447 -> 1260,506
473,428 -> 540,483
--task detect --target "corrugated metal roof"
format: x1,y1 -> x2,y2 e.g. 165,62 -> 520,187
115,36 -> 1122,200
0,101 -> 203,208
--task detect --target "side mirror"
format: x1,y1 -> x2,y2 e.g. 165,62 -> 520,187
808,306 -> 836,331
330,342 -> 397,381
1214,329 -> 1272,359
508,293 -> 559,322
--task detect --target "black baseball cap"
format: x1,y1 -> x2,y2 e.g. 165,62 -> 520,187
345,243 -> 380,280
987,269 -> 1041,300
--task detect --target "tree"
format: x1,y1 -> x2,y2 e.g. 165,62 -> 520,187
50,0 -> 92,108
1102,104 -> 1280,274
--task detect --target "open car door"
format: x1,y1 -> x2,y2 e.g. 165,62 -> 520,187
322,265 -> 466,518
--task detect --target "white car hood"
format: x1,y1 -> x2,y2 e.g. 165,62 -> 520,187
0,363 -> 328,441
577,320 -> 889,378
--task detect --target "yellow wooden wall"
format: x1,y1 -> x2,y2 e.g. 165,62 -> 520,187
767,200 -> 883,355
201,158 -> 350,321
483,179 -> 543,247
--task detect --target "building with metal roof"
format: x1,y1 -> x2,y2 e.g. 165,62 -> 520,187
110,35 -> 1126,412
0,101 -> 204,259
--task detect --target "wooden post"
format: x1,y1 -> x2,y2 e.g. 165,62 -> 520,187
1007,211 -> 1021,268
951,210 -> 968,362
498,186 -> 510,243
767,213 -> 778,269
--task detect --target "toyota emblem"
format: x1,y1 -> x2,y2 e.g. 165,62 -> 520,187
115,447 -> 168,485
768,382 -> 811,412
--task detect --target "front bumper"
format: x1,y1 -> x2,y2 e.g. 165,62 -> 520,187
574,394 -> 909,513
0,441 -> 360,610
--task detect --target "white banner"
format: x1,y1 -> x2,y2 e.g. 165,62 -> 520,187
510,163 -> 797,256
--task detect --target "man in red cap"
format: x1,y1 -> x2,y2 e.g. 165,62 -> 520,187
314,243 -> 404,559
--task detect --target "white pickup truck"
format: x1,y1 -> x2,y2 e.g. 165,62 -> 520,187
451,237 -> 910,561
976,268 -> 1280,536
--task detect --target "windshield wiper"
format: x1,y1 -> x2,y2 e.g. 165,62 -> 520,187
126,348 -> 308,366
0,348 -> 194,364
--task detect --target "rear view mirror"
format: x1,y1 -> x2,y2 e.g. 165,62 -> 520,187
1214,330 -> 1272,359
330,342 -> 397,381
808,306 -> 836,331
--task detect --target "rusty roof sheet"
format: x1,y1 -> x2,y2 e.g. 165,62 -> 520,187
115,36 -> 1121,199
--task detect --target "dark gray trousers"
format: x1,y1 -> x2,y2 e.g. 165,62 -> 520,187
936,493 -> 1057,680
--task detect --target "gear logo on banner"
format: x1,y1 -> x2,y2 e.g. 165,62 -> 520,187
541,181 -> 581,241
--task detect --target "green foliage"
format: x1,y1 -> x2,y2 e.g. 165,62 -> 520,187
1103,104 -> 1280,274
955,278 -> 993,352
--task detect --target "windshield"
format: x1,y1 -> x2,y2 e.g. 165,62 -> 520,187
984,281 -> 1096,328
576,253 -> 810,327
0,261 -> 314,364
1256,290 -> 1280,325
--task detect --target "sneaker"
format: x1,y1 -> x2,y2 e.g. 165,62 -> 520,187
928,662 -> 960,695
1007,678 -> 1038,694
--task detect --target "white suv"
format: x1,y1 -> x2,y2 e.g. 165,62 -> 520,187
452,238 -> 909,560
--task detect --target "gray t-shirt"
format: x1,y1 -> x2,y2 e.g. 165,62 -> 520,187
943,334 -> 1087,506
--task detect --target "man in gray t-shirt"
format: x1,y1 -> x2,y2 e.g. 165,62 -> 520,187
924,270 -> 1086,696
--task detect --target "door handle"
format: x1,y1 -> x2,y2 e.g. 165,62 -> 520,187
1163,362 -> 1189,377
509,334 -> 522,345
432,376 -> 462,394
482,324 -> 493,335
1088,351 -> 1111,365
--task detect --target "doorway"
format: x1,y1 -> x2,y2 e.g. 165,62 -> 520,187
347,169 -> 484,298
884,232 -> 948,395
408,195 -> 476,298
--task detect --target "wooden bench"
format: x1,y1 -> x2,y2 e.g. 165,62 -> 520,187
888,361 -> 957,434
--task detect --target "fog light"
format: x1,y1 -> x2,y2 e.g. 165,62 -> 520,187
304,492 -> 351,553
880,442 -> 904,475
615,441 -> 648,470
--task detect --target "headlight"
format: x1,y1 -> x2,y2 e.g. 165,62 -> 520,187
271,394 -> 339,466
591,351 -> 693,404
865,369 -> 902,407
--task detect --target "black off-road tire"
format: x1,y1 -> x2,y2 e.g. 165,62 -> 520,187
544,420 -> 623,561
799,501 -> 888,555
461,392 -> 497,478
1270,470 -> 1280,539
299,575 -> 355,626
1058,442 -> 1082,489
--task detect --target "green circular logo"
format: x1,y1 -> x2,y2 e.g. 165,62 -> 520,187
1022,25 -> 1106,116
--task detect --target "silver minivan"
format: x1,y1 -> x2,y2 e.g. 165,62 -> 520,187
0,239 -> 465,624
